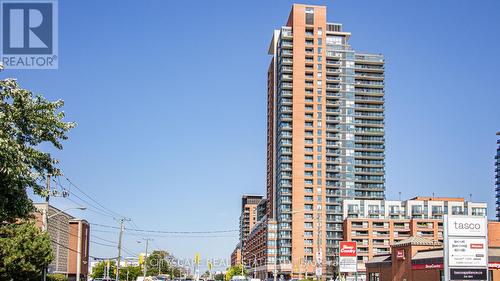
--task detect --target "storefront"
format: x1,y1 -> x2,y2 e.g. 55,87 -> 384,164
366,237 -> 500,281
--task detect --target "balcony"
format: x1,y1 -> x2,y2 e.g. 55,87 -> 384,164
367,209 -> 381,215
355,54 -> 384,63
355,64 -> 384,72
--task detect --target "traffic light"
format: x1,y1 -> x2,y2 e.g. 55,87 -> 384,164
195,253 -> 201,265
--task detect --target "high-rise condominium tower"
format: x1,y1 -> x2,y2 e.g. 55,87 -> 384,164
240,195 -> 264,245
266,4 -> 385,277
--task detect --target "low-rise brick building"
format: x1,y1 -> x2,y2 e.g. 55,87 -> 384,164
365,222 -> 500,281
34,203 -> 90,281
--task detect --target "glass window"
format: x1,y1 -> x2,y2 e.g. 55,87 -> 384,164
305,13 -> 314,25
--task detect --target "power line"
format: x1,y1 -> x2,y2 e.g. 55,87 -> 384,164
51,178 -> 116,219
50,239 -> 115,260
90,222 -> 238,234
64,176 -> 126,219
65,195 -> 116,219
92,234 -> 117,245
91,240 -> 116,248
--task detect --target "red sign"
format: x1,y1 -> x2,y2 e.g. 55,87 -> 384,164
412,263 -> 444,270
489,262 -> 500,269
470,243 -> 484,249
339,241 -> 357,257
396,249 -> 405,260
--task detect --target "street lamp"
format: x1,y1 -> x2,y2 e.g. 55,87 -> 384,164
245,252 -> 258,278
137,238 -> 153,278
47,206 -> 87,219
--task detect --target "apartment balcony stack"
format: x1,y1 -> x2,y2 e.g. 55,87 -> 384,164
266,4 -> 385,279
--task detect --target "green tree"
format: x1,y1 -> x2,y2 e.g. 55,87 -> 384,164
225,265 -> 247,281
91,261 -> 142,280
47,273 -> 68,281
214,272 -> 225,281
0,69 -> 75,223
145,250 -> 172,276
91,260 -> 116,279
120,265 -> 141,280
0,221 -> 54,280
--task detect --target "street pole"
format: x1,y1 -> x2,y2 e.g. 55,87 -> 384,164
43,173 -> 51,281
316,211 -> 322,281
106,260 -> 110,279
158,255 -> 161,275
116,217 -> 131,281
143,238 -> 152,278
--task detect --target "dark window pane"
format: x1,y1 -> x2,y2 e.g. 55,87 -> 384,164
306,13 -> 314,25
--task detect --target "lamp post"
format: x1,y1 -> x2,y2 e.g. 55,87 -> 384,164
247,253 -> 258,279
138,239 -> 153,278
47,207 -> 87,219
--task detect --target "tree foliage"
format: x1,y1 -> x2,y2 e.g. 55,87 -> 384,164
47,273 -> 69,281
0,221 -> 54,280
0,71 -> 75,223
145,250 -> 178,276
91,260 -> 142,280
225,265 -> 247,281
121,265 -> 142,280
91,260 -> 116,279
214,272 -> 225,281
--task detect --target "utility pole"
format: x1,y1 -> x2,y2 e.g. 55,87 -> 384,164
116,217 -> 131,281
316,210 -> 322,281
42,173 -> 51,281
106,260 -> 110,279
142,238 -> 153,278
158,255 -> 161,275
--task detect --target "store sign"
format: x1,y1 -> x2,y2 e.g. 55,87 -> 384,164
339,241 -> 357,273
450,268 -> 487,280
448,238 -> 487,267
396,249 -> 405,260
489,262 -> 500,269
412,263 -> 443,270
444,215 -> 488,281
447,217 -> 487,237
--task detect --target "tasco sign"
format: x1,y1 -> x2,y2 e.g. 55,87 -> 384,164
339,241 -> 357,273
447,217 -> 487,237
444,215 -> 488,281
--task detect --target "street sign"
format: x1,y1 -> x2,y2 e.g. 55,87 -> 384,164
339,241 -> 357,273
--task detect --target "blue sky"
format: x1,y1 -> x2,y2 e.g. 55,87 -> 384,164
5,0 -> 500,269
